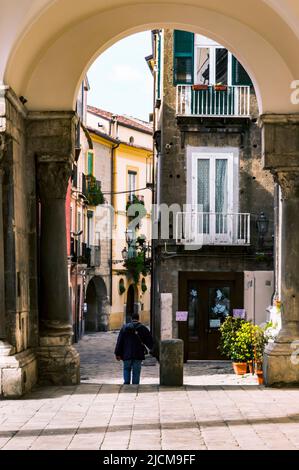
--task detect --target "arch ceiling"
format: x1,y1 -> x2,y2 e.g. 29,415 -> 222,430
1,0 -> 299,114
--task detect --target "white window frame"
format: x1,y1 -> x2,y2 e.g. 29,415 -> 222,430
187,146 -> 239,244
194,45 -> 233,86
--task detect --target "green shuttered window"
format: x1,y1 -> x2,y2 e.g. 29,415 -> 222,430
173,30 -> 194,85
232,56 -> 252,86
87,151 -> 94,176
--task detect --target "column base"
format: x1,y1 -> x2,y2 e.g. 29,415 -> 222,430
38,335 -> 80,386
264,340 -> 299,386
0,349 -> 37,397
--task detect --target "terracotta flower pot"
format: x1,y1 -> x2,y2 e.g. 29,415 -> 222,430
247,362 -> 254,374
233,362 -> 247,375
192,84 -> 208,91
256,370 -> 264,385
214,85 -> 227,91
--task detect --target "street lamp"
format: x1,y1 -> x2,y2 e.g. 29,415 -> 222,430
256,211 -> 269,249
121,246 -> 128,261
125,228 -> 134,244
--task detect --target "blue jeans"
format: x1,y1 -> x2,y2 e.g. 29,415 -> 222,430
123,359 -> 142,384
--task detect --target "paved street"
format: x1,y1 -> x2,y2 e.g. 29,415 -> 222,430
1,332 -> 299,450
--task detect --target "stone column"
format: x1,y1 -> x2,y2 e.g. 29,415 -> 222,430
259,114 -> 299,385
0,138 -> 14,356
160,293 -> 173,340
37,157 -> 79,385
26,111 -> 80,385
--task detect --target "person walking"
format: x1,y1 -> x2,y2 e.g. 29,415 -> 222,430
115,312 -> 154,384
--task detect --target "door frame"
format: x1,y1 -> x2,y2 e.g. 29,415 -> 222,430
178,271 -> 244,361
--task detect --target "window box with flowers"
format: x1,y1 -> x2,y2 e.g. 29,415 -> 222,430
192,84 -> 209,91
214,83 -> 228,91
86,175 -> 105,206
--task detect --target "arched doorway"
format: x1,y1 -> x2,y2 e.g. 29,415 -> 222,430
85,276 -> 109,332
126,284 -> 138,323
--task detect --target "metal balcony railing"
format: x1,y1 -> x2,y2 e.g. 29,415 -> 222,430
176,85 -> 251,117
176,212 -> 251,246
86,245 -> 101,268
71,239 -> 101,267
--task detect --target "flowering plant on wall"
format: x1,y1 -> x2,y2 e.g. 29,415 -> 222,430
86,175 -> 105,206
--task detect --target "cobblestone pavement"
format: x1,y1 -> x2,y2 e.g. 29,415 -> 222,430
1,331 -> 299,450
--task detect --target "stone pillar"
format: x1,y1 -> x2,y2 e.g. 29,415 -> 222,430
259,114 -> 299,385
0,87 -> 37,397
38,159 -> 72,335
27,111 -> 80,385
160,339 -> 183,386
160,293 -> 173,340
0,138 -> 14,356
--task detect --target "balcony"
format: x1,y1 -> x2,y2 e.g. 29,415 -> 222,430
176,85 -> 251,117
71,238 -> 101,267
86,245 -> 101,268
175,212 -> 250,246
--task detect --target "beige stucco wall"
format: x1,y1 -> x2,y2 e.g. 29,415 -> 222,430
2,1 -> 299,115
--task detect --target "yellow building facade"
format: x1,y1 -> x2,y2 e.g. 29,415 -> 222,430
87,107 -> 153,330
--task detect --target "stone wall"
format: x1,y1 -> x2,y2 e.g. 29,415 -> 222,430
0,87 -> 38,396
153,30 -> 275,347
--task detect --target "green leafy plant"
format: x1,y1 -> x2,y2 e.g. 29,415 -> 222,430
219,317 -> 245,359
141,278 -> 147,293
220,317 -> 273,366
232,322 -> 255,362
252,323 -> 272,367
219,317 -> 255,362
119,279 -> 126,295
124,252 -> 150,285
126,196 -> 146,228
86,175 -> 105,206
126,194 -> 145,211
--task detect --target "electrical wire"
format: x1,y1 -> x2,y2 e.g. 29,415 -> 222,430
102,187 -> 149,195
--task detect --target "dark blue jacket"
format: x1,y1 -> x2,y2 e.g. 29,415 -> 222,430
114,321 -> 154,361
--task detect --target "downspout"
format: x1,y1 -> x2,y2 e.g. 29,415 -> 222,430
150,31 -> 158,337
272,182 -> 279,303
110,141 -> 120,307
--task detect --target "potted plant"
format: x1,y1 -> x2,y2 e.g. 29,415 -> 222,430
118,278 -> 126,295
252,323 -> 273,384
219,317 -> 255,375
214,82 -> 227,91
192,84 -> 209,91
86,175 -> 105,206
231,322 -> 255,374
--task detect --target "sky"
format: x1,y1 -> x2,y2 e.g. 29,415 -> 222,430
87,31 -> 153,122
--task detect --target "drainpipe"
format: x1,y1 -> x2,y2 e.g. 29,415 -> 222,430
110,141 -> 120,307
272,182 -> 279,303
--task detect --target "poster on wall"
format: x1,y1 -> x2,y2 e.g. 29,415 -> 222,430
233,309 -> 246,319
176,311 -> 188,321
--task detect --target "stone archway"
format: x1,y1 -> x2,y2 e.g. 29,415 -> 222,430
85,276 -> 109,332
2,1 -> 299,395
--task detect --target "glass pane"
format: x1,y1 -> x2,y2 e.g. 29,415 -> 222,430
196,47 -> 210,84
128,171 -> 137,202
215,159 -> 228,234
188,286 -> 199,338
88,152 -> 94,175
197,159 -> 210,234
175,57 -> 193,84
208,287 -> 230,329
216,49 -> 228,85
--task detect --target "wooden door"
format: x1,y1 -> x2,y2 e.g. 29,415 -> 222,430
179,272 -> 244,360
